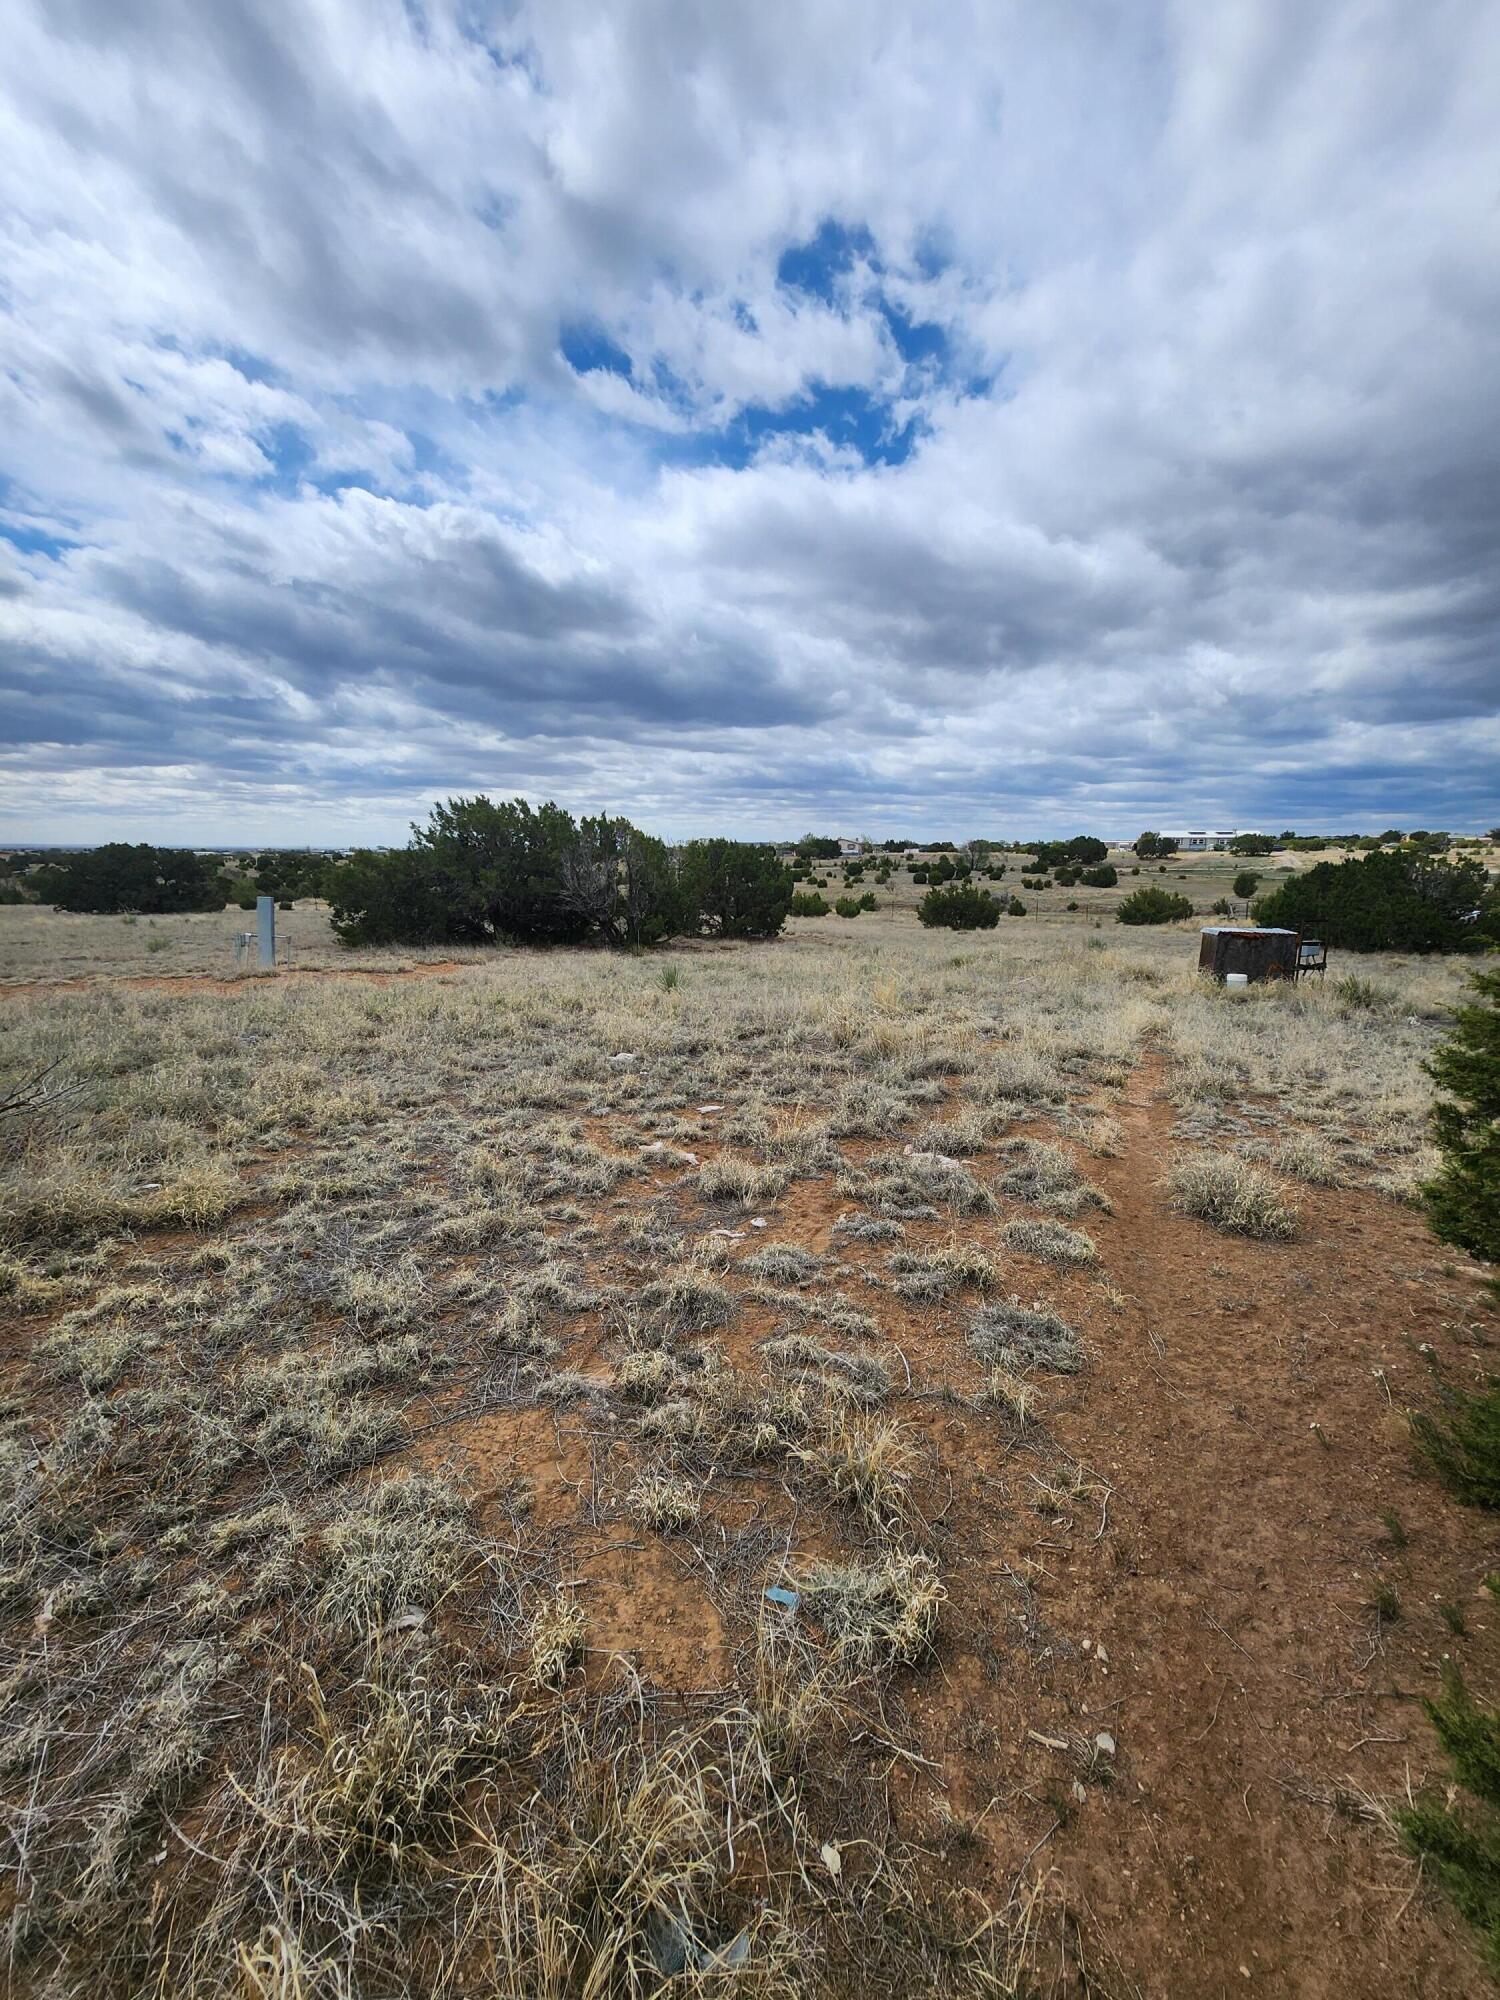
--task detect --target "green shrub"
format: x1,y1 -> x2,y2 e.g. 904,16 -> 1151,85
1033,836 -> 1106,869
1080,864 -> 1117,888
1412,1381 -> 1500,1508
917,883 -> 1001,931
1232,870 -> 1261,899
1005,896 -> 1027,917
328,798 -> 690,949
1423,967 -> 1500,1291
34,844 -> 229,915
677,838 -> 794,939
1117,887 -> 1193,925
834,896 -> 863,919
1254,849 -> 1498,953
790,891 -> 830,918
1397,1665 -> 1500,1971
859,891 -> 877,910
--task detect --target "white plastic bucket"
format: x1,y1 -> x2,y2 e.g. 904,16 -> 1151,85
1225,972 -> 1249,991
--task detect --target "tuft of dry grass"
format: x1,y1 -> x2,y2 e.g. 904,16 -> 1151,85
800,1550 -> 945,1668
970,1298 -> 1083,1374
1167,1152 -> 1298,1240
695,1152 -> 788,1206
626,1468 -> 702,1532
1270,1130 -> 1348,1187
799,1410 -> 917,1533
1001,1216 -> 1097,1266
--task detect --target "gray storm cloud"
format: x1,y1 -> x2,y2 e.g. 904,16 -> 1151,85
1,0 -> 1497,842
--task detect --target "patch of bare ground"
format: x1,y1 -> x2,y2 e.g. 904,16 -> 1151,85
926,1050 -> 1498,1998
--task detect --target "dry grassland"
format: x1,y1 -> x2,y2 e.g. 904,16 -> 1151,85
0,913 -> 1495,1997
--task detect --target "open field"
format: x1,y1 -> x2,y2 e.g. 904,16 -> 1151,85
1,909 -> 1496,1996
11,840 -> 1476,990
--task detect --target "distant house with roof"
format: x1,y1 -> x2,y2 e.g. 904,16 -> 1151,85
1161,826 -> 1261,852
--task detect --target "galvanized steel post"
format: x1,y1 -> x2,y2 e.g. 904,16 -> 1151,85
256,895 -> 276,971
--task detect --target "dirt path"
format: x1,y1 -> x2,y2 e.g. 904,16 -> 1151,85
1030,1050 -> 1499,1996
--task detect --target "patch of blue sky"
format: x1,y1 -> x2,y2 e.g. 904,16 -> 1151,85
685,381 -> 923,471
0,475 -> 77,558
560,320 -> 634,379
775,219 -> 876,302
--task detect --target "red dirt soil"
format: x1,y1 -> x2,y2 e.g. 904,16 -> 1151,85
416,1056 -> 1499,1997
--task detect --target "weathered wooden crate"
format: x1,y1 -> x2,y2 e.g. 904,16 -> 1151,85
1197,926 -> 1301,982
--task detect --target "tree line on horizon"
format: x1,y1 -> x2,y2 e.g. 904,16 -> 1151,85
4,809 -> 1496,953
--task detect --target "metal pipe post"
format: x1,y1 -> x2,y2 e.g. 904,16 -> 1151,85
256,895 -> 276,971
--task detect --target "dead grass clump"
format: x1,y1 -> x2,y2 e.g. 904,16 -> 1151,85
71,1638 -> 226,1909
741,1242 -> 823,1285
261,1660 -> 510,1883
1167,1152 -> 1298,1240
40,1318 -> 154,1391
911,1106 -> 989,1155
799,1410 -> 916,1532
833,1211 -> 905,1242
627,1469 -> 701,1532
615,1349 -> 683,1402
829,1078 -> 920,1136
431,1202 -> 519,1250
751,1610 -> 841,1775
635,1397 -> 703,1445
762,1332 -> 891,1405
888,1240 -> 1005,1300
315,1475 -> 481,1634
695,1152 -> 788,1206
970,1298 -> 1083,1374
252,1392 -> 405,1477
863,1149 -> 997,1217
754,1283 -> 879,1342
800,1551 -> 944,1668
1270,1131 -> 1348,1187
975,1047 -> 1067,1105
1001,1216 -> 1098,1266
993,1137 -> 1110,1215
984,1367 -> 1038,1425
0,1154 -> 243,1249
636,1265 -> 732,1336
333,1253 -> 427,1330
528,1590 -> 587,1688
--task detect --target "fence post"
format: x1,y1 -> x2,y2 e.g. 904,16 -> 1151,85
256,895 -> 276,971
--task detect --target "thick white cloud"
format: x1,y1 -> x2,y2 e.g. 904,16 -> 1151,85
1,0 -> 1497,843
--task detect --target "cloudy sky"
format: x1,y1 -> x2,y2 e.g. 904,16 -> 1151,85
2,1 -> 1497,845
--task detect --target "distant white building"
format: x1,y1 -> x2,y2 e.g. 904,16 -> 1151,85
1161,827 -> 1259,852
837,837 -> 865,856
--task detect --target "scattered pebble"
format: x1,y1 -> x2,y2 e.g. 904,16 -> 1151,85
1095,1731 -> 1116,1756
